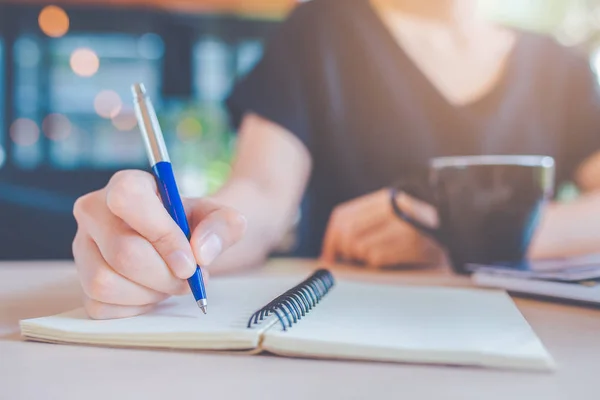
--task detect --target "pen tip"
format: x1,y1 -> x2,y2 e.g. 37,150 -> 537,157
197,299 -> 208,314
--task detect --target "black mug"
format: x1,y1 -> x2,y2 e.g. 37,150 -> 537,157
390,155 -> 555,274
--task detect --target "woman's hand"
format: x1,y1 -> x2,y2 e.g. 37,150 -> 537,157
72,170 -> 247,320
321,189 -> 442,268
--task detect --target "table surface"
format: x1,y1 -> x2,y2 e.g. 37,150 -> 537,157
1,259 -> 599,400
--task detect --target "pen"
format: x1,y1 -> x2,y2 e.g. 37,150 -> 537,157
131,83 -> 208,314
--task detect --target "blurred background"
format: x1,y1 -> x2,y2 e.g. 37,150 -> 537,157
0,0 -> 599,260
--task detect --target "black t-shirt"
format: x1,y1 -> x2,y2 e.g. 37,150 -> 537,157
226,0 -> 600,257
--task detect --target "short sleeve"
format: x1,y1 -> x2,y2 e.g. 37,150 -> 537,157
225,6 -> 314,148
560,54 -> 600,184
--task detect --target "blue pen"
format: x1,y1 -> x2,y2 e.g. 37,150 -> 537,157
132,83 -> 208,314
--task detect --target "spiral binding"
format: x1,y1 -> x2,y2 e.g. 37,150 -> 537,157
247,269 -> 335,331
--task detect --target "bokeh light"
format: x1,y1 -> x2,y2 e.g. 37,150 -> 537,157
176,117 -> 203,142
10,119 -> 40,147
112,110 -> 138,131
42,114 -> 72,141
94,90 -> 122,119
70,48 -> 100,77
38,5 -> 70,38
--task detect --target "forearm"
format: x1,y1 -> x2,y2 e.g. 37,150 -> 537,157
529,191 -> 600,260
189,114 -> 310,274
206,177 -> 299,274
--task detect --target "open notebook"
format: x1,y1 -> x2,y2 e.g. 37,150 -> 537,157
20,270 -> 555,372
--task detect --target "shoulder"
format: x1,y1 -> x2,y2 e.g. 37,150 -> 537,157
518,31 -> 591,71
286,0 -> 350,20
263,0 -> 361,62
277,0 -> 358,37
511,30 -> 595,93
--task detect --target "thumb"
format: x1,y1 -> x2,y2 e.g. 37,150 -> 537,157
190,207 -> 247,266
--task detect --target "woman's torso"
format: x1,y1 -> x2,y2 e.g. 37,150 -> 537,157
227,0 -> 597,257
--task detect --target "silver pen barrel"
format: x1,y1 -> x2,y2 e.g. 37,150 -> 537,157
131,83 -> 170,166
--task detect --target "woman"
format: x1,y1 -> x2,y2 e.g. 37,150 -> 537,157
73,0 -> 600,319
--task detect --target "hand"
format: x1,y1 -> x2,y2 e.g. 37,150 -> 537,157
73,170 -> 247,320
321,189 -> 442,268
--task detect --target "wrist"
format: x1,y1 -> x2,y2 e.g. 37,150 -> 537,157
529,197 -> 596,260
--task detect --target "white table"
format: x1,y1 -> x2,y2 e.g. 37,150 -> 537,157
1,259 -> 599,400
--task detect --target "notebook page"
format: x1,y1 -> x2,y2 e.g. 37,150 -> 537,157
261,281 -> 555,371
21,276 -> 302,350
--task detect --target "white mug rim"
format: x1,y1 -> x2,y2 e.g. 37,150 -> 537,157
431,155 -> 555,169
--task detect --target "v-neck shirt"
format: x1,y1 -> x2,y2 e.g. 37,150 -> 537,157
226,0 -> 600,257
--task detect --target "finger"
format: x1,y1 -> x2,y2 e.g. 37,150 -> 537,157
355,223 -> 436,268
327,190 -> 394,262
320,212 -> 340,264
355,225 -> 405,268
186,197 -> 227,222
340,190 -> 392,231
410,196 -> 439,228
190,207 -> 247,266
365,250 -> 399,269
337,207 -> 390,260
105,170 -> 197,280
353,222 -> 403,260
84,296 -> 156,320
73,233 -> 169,306
364,238 -> 409,269
395,191 -> 439,228
77,197 -> 189,296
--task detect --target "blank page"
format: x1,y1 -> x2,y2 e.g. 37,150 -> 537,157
21,276 -> 301,350
262,282 -> 555,371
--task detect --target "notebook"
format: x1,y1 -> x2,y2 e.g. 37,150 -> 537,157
469,255 -> 600,306
468,253 -> 600,282
20,270 -> 555,372
472,270 -> 600,306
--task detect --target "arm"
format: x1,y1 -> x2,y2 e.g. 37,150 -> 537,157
72,113 -> 310,319
191,113 -> 312,274
319,161 -> 600,266
73,1 -> 315,318
529,154 -> 600,260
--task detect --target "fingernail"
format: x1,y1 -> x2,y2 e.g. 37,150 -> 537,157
166,250 -> 196,279
199,234 -> 222,266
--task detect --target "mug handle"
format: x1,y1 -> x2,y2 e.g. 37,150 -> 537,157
389,182 -> 443,244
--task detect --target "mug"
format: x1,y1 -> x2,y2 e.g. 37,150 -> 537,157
390,155 -> 556,274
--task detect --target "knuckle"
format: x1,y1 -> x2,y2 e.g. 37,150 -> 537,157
329,208 -> 346,231
336,209 -> 354,231
338,225 -> 356,247
73,192 -> 95,222
111,169 -> 144,187
85,300 -> 108,320
341,220 -> 355,235
87,267 -> 115,303
149,229 -> 179,250
72,232 -> 84,261
106,171 -> 148,215
331,206 -> 345,221
224,209 -> 247,233
109,239 -> 141,275
366,250 -> 383,267
355,242 -> 368,257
